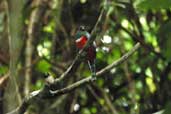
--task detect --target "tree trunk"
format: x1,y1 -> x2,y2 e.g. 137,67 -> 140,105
3,0 -> 23,113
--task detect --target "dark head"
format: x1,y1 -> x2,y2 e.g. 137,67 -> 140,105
75,25 -> 89,39
79,26 -> 86,31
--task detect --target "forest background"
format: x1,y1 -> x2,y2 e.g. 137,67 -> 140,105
0,0 -> 171,114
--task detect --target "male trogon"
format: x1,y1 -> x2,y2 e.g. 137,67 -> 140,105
75,26 -> 96,80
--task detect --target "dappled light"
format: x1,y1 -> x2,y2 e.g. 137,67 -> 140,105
0,0 -> 171,114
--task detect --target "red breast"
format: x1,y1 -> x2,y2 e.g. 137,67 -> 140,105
75,36 -> 88,49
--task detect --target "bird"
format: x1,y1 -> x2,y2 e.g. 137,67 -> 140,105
75,26 -> 96,80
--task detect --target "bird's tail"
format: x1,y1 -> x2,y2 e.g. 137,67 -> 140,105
88,60 -> 96,77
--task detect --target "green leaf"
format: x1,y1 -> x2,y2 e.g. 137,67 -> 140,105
36,60 -> 51,73
99,98 -> 105,105
97,79 -> 104,87
137,0 -> 171,11
145,77 -> 156,93
35,80 -> 44,90
0,66 -> 8,76
81,108 -> 91,114
163,103 -> 171,114
43,21 -> 55,33
91,107 -> 97,113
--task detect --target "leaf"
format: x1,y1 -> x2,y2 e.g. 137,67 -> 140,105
163,103 -> 171,114
34,80 -> 44,90
146,77 -> 156,93
137,0 -> 171,11
43,21 -> 55,33
36,60 -> 51,73
0,66 -> 8,76
97,79 -> 104,87
81,108 -> 91,114
91,107 -> 97,113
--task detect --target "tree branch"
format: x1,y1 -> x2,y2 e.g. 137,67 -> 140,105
50,42 -> 140,95
119,25 -> 165,60
16,42 -> 140,114
24,0 -> 49,96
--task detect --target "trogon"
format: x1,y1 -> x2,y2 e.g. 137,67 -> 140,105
75,26 -> 96,79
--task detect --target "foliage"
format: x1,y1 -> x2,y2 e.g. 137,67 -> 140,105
0,0 -> 171,114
